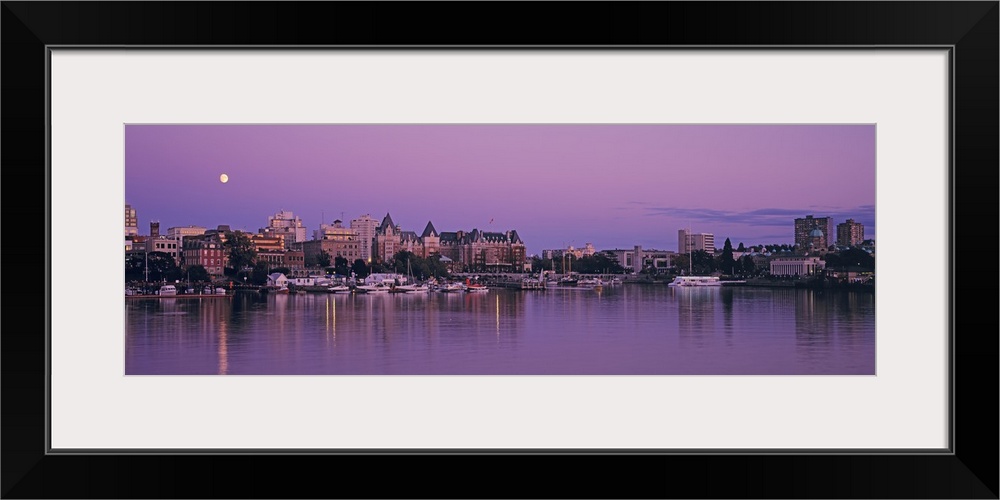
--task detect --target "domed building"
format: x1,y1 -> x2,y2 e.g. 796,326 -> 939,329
807,228 -> 827,254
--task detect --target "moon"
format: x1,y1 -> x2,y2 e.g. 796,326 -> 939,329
220,173 -> 229,183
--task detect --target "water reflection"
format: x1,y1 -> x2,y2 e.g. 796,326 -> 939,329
125,287 -> 875,375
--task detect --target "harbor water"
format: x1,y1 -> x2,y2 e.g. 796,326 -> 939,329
125,285 -> 875,375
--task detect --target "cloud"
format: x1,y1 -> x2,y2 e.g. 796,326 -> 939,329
638,205 -> 876,230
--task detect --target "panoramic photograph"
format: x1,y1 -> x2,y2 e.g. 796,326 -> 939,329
124,124 -> 876,375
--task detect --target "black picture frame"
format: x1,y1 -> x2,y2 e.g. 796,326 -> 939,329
3,2 -> 997,498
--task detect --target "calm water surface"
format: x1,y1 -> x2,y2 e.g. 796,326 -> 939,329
125,286 -> 875,375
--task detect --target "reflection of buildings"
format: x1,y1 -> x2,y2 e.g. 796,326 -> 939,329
794,289 -> 832,353
676,288 -> 716,348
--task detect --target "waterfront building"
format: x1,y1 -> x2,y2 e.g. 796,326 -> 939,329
350,214 -> 379,263
370,213 -> 526,272
541,249 -> 563,260
266,273 -> 289,288
460,229 -> 526,272
678,229 -> 715,254
805,228 -> 829,254
284,249 -> 307,277
419,221 -> 440,258
602,246 -> 676,273
439,229 -> 526,272
125,203 -> 138,236
794,215 -> 834,251
167,225 -> 207,241
769,256 -> 825,277
167,226 -> 207,263
373,213 -> 402,263
602,249 -> 636,272
144,235 -> 181,265
261,210 -> 307,249
125,235 -> 148,257
301,219 -> 362,266
561,243 -> 597,259
182,234 -> 227,278
252,234 -> 286,269
836,219 -> 865,247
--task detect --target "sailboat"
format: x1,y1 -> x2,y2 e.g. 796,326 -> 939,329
394,259 -> 429,292
669,228 -> 721,287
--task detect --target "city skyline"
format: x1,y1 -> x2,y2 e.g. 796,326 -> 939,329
125,124 -> 876,253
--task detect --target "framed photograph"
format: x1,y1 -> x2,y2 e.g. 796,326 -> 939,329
4,2 -> 996,498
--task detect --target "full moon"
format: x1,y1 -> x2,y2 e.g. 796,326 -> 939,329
220,173 -> 229,183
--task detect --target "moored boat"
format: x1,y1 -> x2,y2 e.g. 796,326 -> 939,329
667,276 -> 722,287
438,282 -> 465,293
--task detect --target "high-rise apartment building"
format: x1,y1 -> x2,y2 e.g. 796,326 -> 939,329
794,215 -> 834,251
125,203 -> 138,236
678,229 -> 715,254
350,214 -> 379,263
836,219 -> 865,247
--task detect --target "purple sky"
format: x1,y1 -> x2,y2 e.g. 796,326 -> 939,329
125,124 -> 875,254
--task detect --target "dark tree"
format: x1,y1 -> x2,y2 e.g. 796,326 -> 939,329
691,250 -> 716,275
351,259 -> 369,278
251,261 -> 270,285
824,248 -> 875,271
125,253 -> 147,282
333,256 -> 349,277
271,267 -> 291,276
719,238 -> 736,275
737,242 -> 746,252
225,232 -> 257,271
186,265 -> 210,283
145,251 -> 182,283
315,250 -> 332,268
672,254 -> 689,274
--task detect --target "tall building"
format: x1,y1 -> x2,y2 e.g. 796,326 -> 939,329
125,203 -> 138,236
350,214 -> 379,263
836,219 -> 865,247
149,221 -> 160,238
261,210 -> 307,249
794,215 -> 834,251
678,229 -> 715,254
